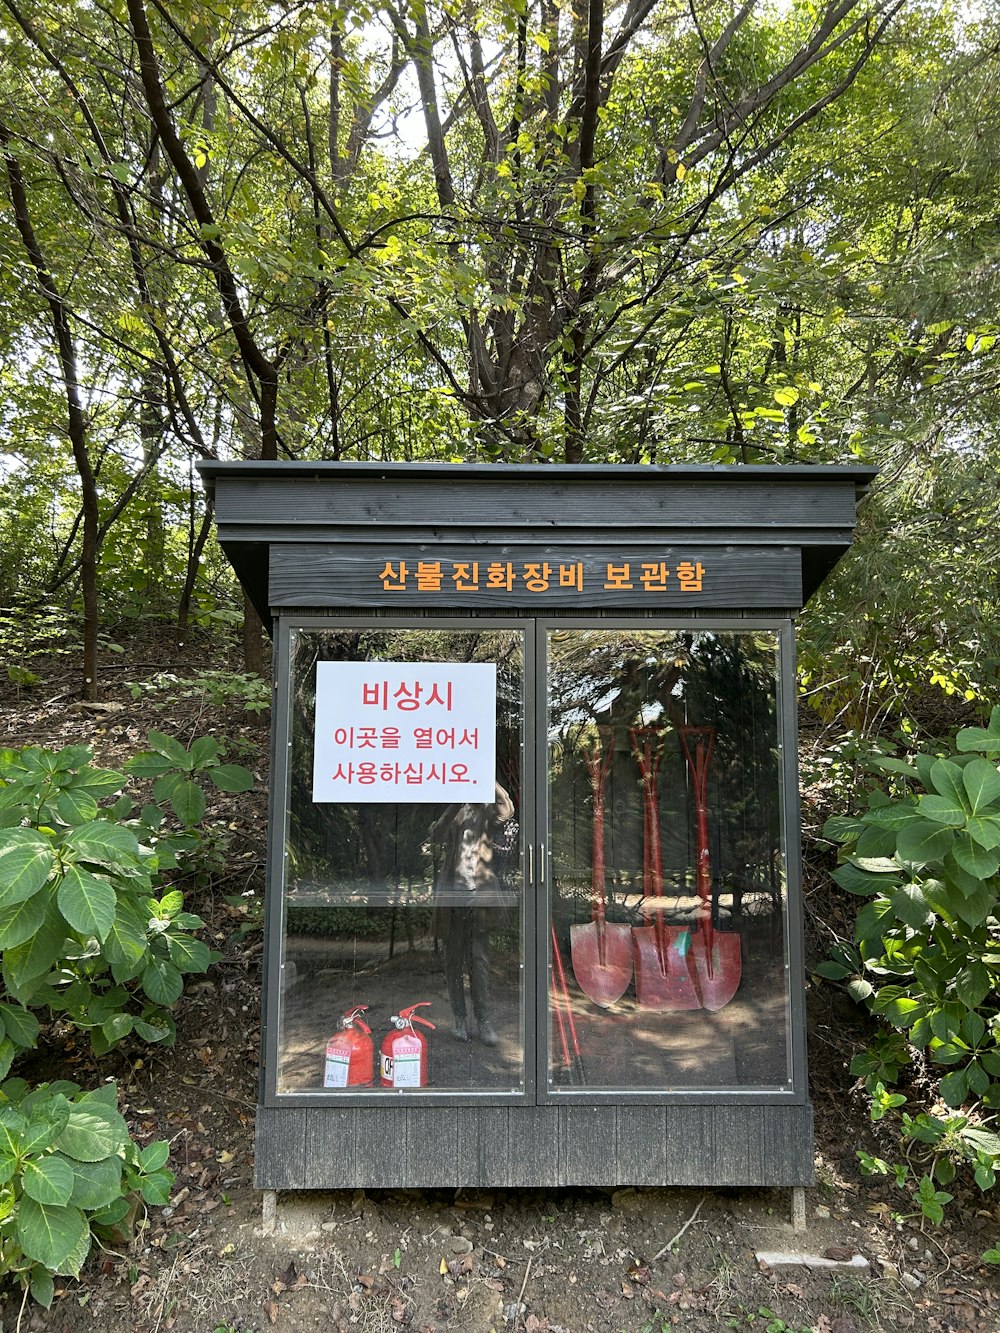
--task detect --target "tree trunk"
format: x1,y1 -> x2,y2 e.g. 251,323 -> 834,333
0,117 -> 100,699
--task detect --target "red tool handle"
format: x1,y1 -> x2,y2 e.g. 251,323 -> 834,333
679,726 -> 717,970
583,741 -> 614,927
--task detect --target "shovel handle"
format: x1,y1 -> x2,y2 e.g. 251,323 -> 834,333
584,741 -> 614,927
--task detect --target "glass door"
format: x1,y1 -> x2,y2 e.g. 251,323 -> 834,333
272,623 -> 529,1099
544,627 -> 793,1096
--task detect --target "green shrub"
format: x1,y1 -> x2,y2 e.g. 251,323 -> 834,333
0,1078 -> 172,1305
0,733 -> 253,1306
820,707 -> 1000,1253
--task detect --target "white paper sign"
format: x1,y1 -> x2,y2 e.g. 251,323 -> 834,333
312,661 -> 497,803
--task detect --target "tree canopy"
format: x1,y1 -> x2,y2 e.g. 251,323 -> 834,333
0,0 -> 998,723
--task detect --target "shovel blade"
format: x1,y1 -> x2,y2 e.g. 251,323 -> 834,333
631,925 -> 702,1011
570,920 -> 633,1008
691,931 -> 742,1011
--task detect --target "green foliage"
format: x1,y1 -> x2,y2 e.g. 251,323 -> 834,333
0,736 -> 250,1059
127,670 -> 271,715
824,710 -> 1000,1258
822,707 -> 1000,1112
0,730 -> 250,1304
0,1078 -> 173,1304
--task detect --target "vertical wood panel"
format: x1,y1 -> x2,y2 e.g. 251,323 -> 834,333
405,1109 -> 459,1187
304,1107 -> 359,1188
254,1108 -> 307,1189
457,1108 -> 512,1186
562,1107 -> 618,1185
616,1105 -> 668,1185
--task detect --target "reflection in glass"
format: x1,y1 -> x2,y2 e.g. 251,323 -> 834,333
547,630 -> 788,1092
277,628 -> 524,1095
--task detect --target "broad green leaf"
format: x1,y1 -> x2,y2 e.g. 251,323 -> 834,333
967,1061 -> 990,1096
56,866 -> 116,941
157,890 -> 184,918
16,1196 -> 89,1272
896,820 -> 955,866
169,779 -> 205,826
69,767 -> 124,797
955,961 -> 990,1010
139,1141 -> 169,1172
29,1265 -> 54,1309
55,789 -> 99,826
814,959 -> 852,980
855,825 -> 898,858
0,891 -> 48,951
951,833 -> 1000,879
963,1010 -> 986,1047
962,759 -> 1000,814
0,831 -> 54,907
22,1154 -> 75,1206
133,1012 -> 174,1044
188,736 -> 219,768
888,884 -> 932,930
146,730 -> 190,767
126,751 -> 174,780
208,764 -> 253,793
953,883 -> 994,930
152,772 -> 183,806
832,863 -> 895,895
930,1004 -> 964,1041
56,1102 -> 128,1163
141,958 -> 183,1006
929,759 -> 970,810
51,1214 -> 92,1276
0,1038 -> 16,1082
89,1196 -> 129,1227
63,821 -> 140,868
101,1013 -> 133,1044
165,933 -> 210,973
938,1069 -> 970,1107
103,906 -> 150,982
0,1149 -> 19,1186
822,815 -> 865,842
846,977 -> 874,1002
917,795 -> 966,826
861,805 -> 921,830
0,1002 -> 40,1055
66,1153 -> 123,1210
965,815 -> 1000,850
140,1168 -> 173,1205
956,725 -> 1000,755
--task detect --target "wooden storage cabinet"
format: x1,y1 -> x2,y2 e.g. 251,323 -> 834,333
198,462 -> 873,1190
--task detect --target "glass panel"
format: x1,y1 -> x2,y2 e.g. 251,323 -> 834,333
547,629 -> 788,1092
278,627 -> 525,1095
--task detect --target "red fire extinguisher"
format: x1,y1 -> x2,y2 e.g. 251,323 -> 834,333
380,1002 -> 435,1089
323,1006 -> 374,1088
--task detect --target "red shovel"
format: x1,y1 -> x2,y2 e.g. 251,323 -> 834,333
570,737 -> 633,1008
630,727 -> 701,1011
679,725 -> 742,1012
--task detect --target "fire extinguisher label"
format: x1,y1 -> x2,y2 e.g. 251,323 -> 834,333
390,1036 -> 422,1088
323,1046 -> 350,1088
380,1053 -> 393,1083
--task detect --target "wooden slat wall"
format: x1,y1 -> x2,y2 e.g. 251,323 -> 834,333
256,1103 -> 814,1190
215,476 -> 858,532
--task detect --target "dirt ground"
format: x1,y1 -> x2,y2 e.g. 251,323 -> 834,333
1,642 -> 998,1333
